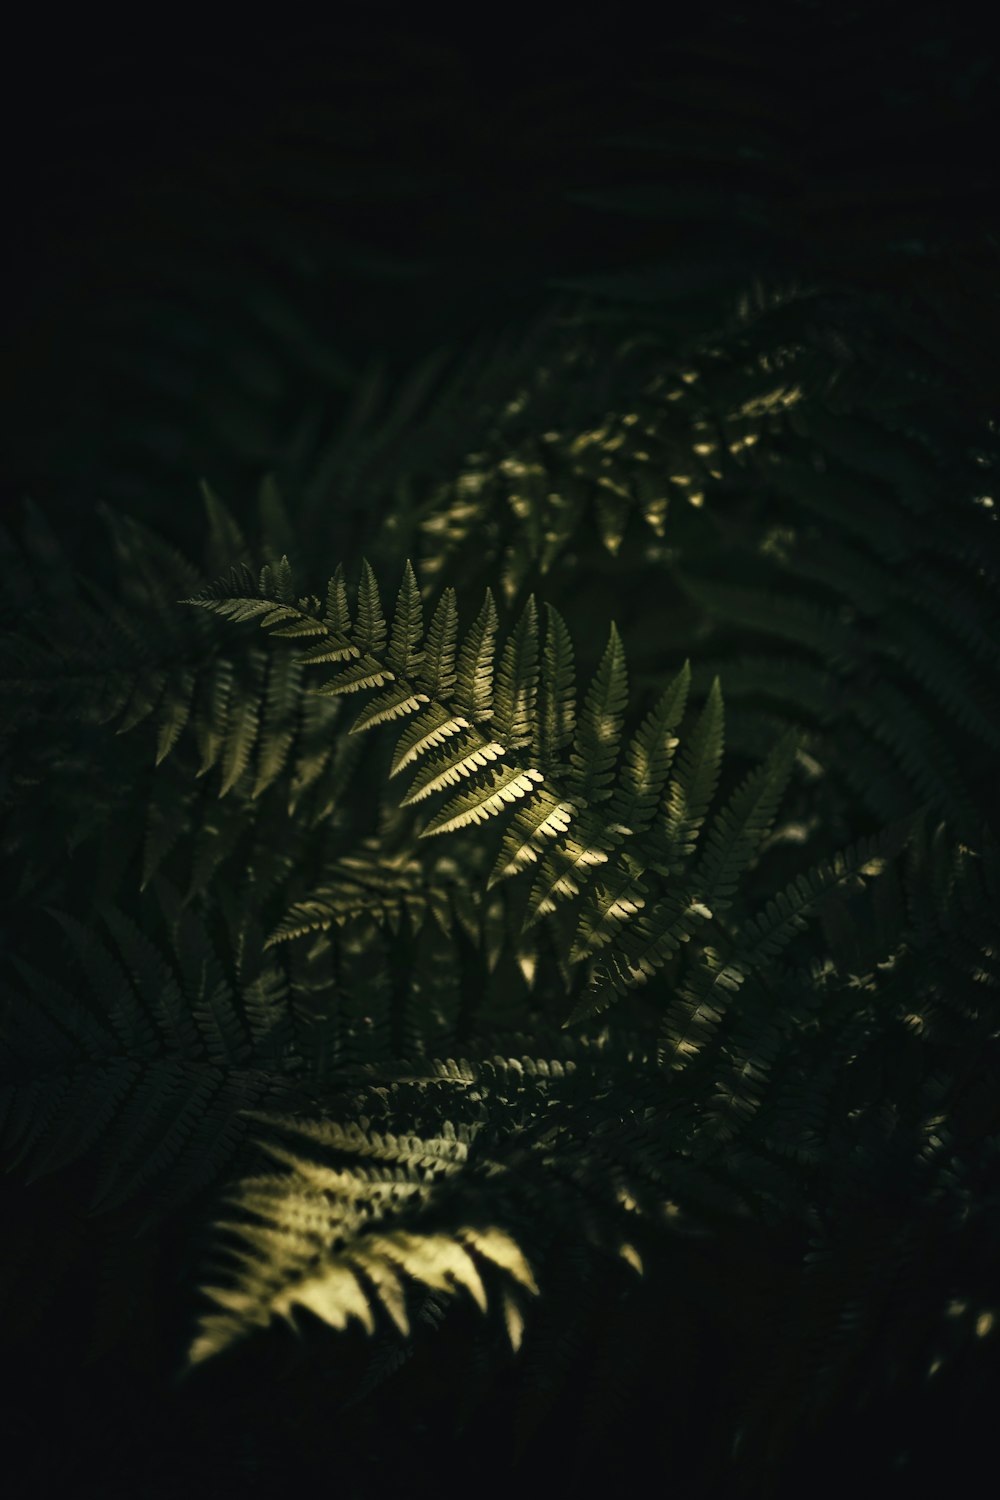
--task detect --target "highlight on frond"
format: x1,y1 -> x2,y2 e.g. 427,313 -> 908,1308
184,556 -> 815,1030
188,1111 -> 539,1366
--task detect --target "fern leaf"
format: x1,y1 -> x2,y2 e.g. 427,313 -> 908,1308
400,732 -> 507,805
355,559 -> 388,659
569,623 -> 628,802
389,703 -> 472,777
736,825 -> 913,973
200,480 -> 248,572
257,555 -> 297,613
295,635 -> 359,665
455,589 -> 499,721
570,858 -> 649,961
492,596 -> 540,751
608,659 -> 691,835
539,603 -> 576,763
538,738 -> 680,922
257,473 -> 296,566
461,1226 -> 537,1294
662,677 -> 724,865
193,656 -> 234,777
115,669 -> 167,736
172,907 -> 252,1066
311,657 -> 395,695
691,729 -> 798,911
417,588 -> 458,698
350,685 -> 429,735
421,765 -> 544,837
572,888 -> 712,1023
386,560 -> 424,677
154,669 -> 197,765
661,825 -> 914,1068
488,791 -> 578,888
288,567 -> 357,663
252,652 -> 302,797
526,811 -> 618,920
219,667 -> 262,797
182,567 -> 319,637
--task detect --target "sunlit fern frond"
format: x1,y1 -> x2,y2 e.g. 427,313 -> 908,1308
188,1034 -> 721,1369
185,557 -> 829,1034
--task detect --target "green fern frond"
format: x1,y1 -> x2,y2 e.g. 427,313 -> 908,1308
492,596 -> 540,752
422,765 -> 545,838
416,588 -> 459,698
265,847 -> 464,947
455,589 -> 499,722
355,559 -> 389,660
568,623 -> 628,803
189,560 -> 799,1008
488,791 -> 578,888
662,677 -> 725,867
400,732 -> 507,806
388,702 -> 472,777
658,824 -> 915,1071
385,560 -> 425,677
189,1105 -> 540,1366
0,900 -> 297,1215
607,659 -> 691,836
187,1035 -> 686,1371
539,603 -> 577,763
690,729 -> 798,912
7,251 -> 998,1491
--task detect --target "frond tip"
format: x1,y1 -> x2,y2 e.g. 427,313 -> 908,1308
191,1222 -> 537,1364
188,1105 -> 539,1366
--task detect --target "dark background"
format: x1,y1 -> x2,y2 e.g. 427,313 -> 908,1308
3,6 -> 997,545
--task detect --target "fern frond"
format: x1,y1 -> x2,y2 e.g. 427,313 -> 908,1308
189,1103 -> 539,1366
539,603 -> 577,763
492,596 -> 540,752
570,889 -> 712,1025
416,588 -> 459,698
187,1037 -> 680,1372
265,847 -> 463,946
389,703 -> 472,777
607,660 -> 691,835
0,902 -> 293,1214
526,812 -> 619,921
661,677 -> 725,867
488,791 -> 578,888
568,623 -> 628,803
354,560 -> 389,659
691,729 -> 798,911
400,732 -> 507,806
422,765 -> 545,838
349,685 -> 429,735
385,559 -> 424,678
455,589 -> 499,722
659,824 -> 914,1070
